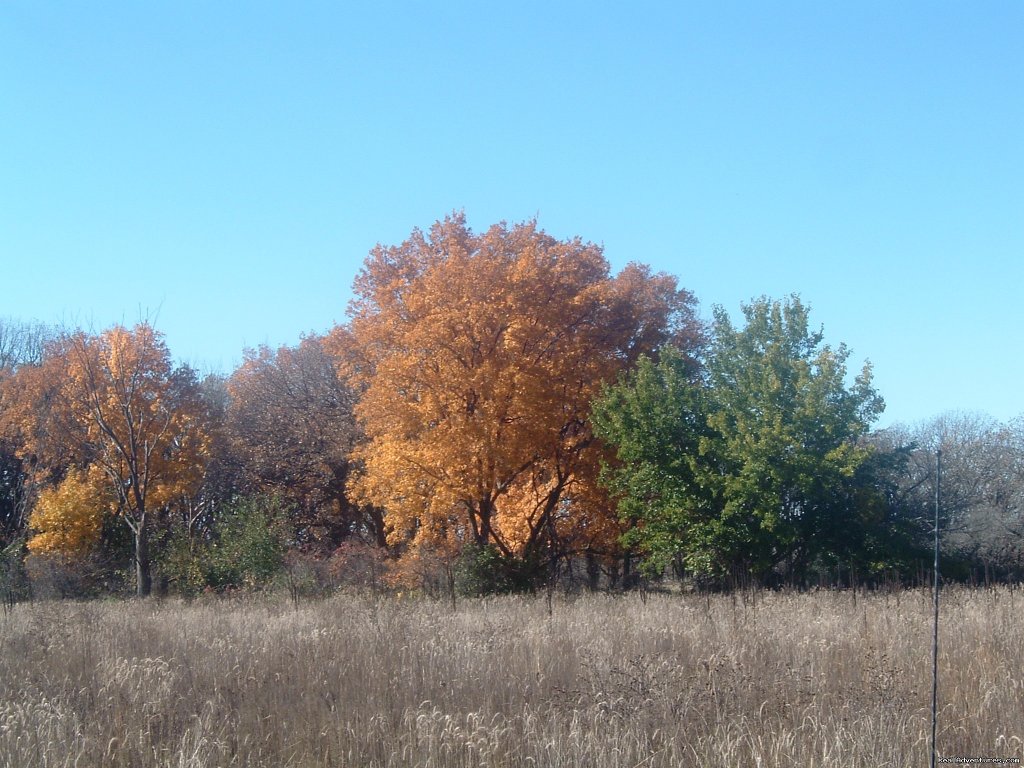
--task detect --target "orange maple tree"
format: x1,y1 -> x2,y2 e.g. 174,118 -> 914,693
343,214 -> 700,580
1,323 -> 208,595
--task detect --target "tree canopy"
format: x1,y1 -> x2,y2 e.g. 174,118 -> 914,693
226,335 -> 381,549
344,213 -> 701,580
1,323 -> 209,595
594,296 -> 890,585
1,219 -> 1020,598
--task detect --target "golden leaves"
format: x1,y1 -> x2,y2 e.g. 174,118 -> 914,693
346,215 -> 694,557
28,467 -> 110,556
7,323 -> 210,558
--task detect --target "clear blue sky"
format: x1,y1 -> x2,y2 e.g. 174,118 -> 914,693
3,2 -> 1022,428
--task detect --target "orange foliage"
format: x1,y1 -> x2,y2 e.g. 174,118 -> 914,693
2,323 -> 209,594
343,214 -> 700,562
54,325 -> 209,522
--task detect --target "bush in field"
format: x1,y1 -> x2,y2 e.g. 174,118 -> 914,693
281,550 -> 339,600
22,511 -> 134,599
159,494 -> 288,595
377,541 -> 548,598
328,540 -> 389,592
455,543 -> 546,596
23,551 -> 106,599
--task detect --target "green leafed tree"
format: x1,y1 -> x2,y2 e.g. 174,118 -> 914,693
590,347 -> 717,578
594,295 -> 889,586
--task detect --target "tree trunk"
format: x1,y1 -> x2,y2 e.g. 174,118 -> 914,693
135,523 -> 152,597
586,550 -> 601,591
370,506 -> 388,548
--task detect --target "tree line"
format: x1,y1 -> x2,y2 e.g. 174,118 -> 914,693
2,214 -> 1022,598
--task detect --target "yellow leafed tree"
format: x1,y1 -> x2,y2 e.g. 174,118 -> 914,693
27,467 -> 110,556
5,323 -> 209,596
341,214 -> 702,582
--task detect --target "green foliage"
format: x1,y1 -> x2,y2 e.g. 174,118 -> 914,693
594,296 -> 896,586
591,347 -> 713,577
703,296 -> 885,582
159,495 -> 289,596
454,544 -> 545,596
159,533 -> 207,597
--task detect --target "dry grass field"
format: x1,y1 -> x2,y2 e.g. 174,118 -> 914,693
1,587 -> 1022,767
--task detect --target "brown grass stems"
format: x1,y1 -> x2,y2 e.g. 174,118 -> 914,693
1,587 -> 1021,767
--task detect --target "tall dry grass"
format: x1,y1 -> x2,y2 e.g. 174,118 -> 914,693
1,587 -> 1022,767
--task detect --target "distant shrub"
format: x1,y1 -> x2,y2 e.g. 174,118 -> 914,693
328,540 -> 389,592
282,550 -> 336,601
158,494 -> 289,596
23,552 -> 105,599
454,544 -> 546,596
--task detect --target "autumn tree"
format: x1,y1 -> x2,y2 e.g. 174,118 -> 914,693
225,335 -> 381,549
344,213 -> 699,586
167,373 -> 237,539
3,324 -> 208,596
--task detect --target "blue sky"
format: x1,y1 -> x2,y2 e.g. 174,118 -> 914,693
2,2 -> 1022,428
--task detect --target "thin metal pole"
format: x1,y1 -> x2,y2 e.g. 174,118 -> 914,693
931,449 -> 942,768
